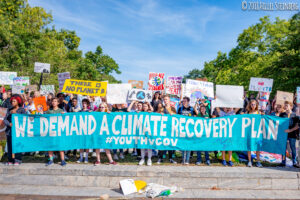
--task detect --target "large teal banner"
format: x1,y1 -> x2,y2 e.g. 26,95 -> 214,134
12,112 -> 289,154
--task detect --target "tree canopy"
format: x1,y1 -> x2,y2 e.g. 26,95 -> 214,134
184,13 -> 300,95
0,0 -> 121,90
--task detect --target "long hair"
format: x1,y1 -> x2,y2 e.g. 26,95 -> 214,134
246,99 -> 259,113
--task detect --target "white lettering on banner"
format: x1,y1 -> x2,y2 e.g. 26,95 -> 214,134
267,120 -> 279,140
204,120 -> 212,138
112,115 -> 122,135
151,115 -> 161,136
194,119 -> 203,137
40,117 -> 48,137
251,118 -> 257,138
133,115 -> 143,135
70,116 -> 78,136
58,116 -> 69,136
121,115 -> 128,135
99,115 -> 109,135
227,118 -> 237,138
219,118 -> 227,137
213,119 -> 219,138
171,117 -> 179,137
79,115 -> 87,135
186,118 -> 194,138
110,136 -> 178,147
160,116 -> 168,136
14,116 -> 26,137
49,116 -> 57,137
257,118 -> 266,139
27,117 -> 34,137
242,117 -> 251,138
127,115 -> 133,135
143,115 -> 151,135
179,118 -> 186,137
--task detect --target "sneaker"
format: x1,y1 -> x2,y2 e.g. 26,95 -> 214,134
184,162 -> 189,165
61,160 -> 67,166
222,160 -> 227,166
256,161 -> 263,168
64,155 -> 69,160
279,162 -> 286,167
131,152 -> 138,156
247,161 -> 252,167
293,164 -> 300,168
14,161 -> 21,166
119,153 -> 125,159
46,160 -> 54,166
157,159 -> 162,164
228,161 -> 234,167
6,162 -> 14,166
147,159 -> 152,166
92,152 -> 97,157
94,161 -> 101,166
139,158 -> 145,165
169,159 -> 177,164
113,154 -> 119,160
76,158 -> 83,163
206,160 -> 211,166
84,159 -> 88,164
195,161 -> 202,165
109,161 -> 117,165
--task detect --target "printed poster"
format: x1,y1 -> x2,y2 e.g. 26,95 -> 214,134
148,72 -> 164,91
166,76 -> 182,96
249,77 -> 273,92
40,85 -> 55,95
128,89 -> 152,102
34,62 -> 50,73
0,72 -> 17,85
13,77 -> 30,86
62,79 -> 107,96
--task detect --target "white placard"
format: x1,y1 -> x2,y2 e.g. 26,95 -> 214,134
185,79 -> 214,106
106,84 -> 131,104
213,85 -> 244,108
13,76 -> 30,86
119,179 -> 137,196
12,85 -> 25,95
0,72 -> 17,85
128,89 -> 153,102
249,77 -> 273,92
40,85 -> 55,95
58,72 -> 71,90
34,62 -> 50,73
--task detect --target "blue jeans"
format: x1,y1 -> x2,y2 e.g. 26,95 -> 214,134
197,151 -> 210,162
113,149 -> 123,154
282,138 -> 297,165
182,151 -> 191,163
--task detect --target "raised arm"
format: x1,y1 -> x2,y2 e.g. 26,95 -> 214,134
127,101 -> 136,112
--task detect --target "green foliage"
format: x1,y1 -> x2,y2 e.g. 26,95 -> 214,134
185,13 -> 300,95
0,0 -> 121,90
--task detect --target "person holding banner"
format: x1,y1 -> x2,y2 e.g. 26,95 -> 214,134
77,99 -> 93,164
245,100 -> 262,168
194,104 -> 211,165
157,95 -> 177,164
45,98 -> 66,166
4,95 -> 26,165
177,97 -> 195,165
69,97 -> 81,113
139,102 -> 154,166
94,103 -> 117,166
151,91 -> 162,112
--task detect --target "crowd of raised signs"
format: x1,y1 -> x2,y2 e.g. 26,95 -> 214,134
0,72 -> 299,168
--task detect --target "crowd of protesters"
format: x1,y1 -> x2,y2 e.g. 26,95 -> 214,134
0,87 -> 299,168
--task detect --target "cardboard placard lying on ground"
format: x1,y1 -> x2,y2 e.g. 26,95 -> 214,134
34,62 -> 50,73
249,77 -> 273,92
119,179 -> 137,196
213,85 -> 244,108
0,72 -> 17,85
40,85 -> 55,95
276,91 -> 294,106
128,80 -> 143,89
62,79 -> 107,96
33,96 -> 48,112
106,84 -> 131,104
13,77 -> 30,86
128,89 -> 152,102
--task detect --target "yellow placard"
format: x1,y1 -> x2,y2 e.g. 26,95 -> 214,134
61,79 -> 107,96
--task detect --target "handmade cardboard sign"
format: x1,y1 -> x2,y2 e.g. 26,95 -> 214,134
259,92 -> 270,111
0,72 -> 17,85
249,77 -> 273,92
33,96 -> 48,112
185,79 -> 214,106
128,89 -> 152,102
13,77 -> 30,86
62,79 -> 107,96
25,85 -> 38,94
148,72 -> 164,91
213,85 -> 244,108
58,72 -> 71,90
276,91 -> 294,106
166,76 -> 182,96
106,84 -> 131,104
34,62 -> 50,73
128,80 -> 143,89
40,85 -> 55,95
12,85 -> 25,95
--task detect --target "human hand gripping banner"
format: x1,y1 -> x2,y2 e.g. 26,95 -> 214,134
12,113 -> 289,154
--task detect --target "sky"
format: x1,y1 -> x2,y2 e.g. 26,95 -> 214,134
27,0 -> 299,84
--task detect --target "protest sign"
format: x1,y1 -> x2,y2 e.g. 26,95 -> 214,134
259,92 -> 270,111
196,77 -> 208,82
276,91 -> 294,106
170,97 -> 180,110
166,76 -> 182,96
107,84 -> 131,104
13,77 -> 30,86
25,85 -> 38,94
128,89 -> 152,102
58,72 -> 71,90
148,72 -> 164,91
12,85 -> 25,94
0,107 -> 7,136
12,113 -> 289,155
213,85 -> 244,108
34,62 -> 50,73
40,85 -> 55,95
128,80 -> 143,89
62,79 -> 107,96
33,96 -> 48,112
0,72 -> 17,85
185,79 -> 214,106
297,87 -> 300,104
249,77 -> 273,92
